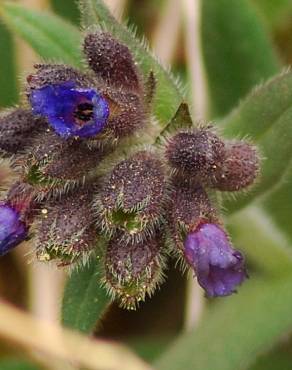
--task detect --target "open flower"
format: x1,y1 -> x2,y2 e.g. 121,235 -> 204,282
30,81 -> 109,139
0,203 -> 27,256
184,223 -> 247,297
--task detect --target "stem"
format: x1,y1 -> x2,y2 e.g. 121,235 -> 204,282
0,299 -> 152,370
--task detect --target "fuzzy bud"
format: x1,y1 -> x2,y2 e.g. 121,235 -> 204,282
101,87 -> 145,141
27,64 -> 95,91
167,178 -> 217,251
165,128 -> 225,182
15,130 -> 108,199
104,231 -> 165,309
35,186 -> 97,266
83,32 -> 141,92
95,151 -> 166,243
210,141 -> 260,191
0,108 -> 46,155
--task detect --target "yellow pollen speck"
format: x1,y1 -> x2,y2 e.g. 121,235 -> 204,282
41,209 -> 48,215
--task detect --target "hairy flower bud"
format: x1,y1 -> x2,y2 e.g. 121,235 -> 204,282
27,64 -> 95,91
15,130 -> 108,199
184,223 -> 247,297
100,87 -> 145,141
104,231 -> 165,309
35,187 -> 97,266
210,141 -> 260,191
0,108 -> 46,155
167,178 -> 217,251
165,128 -> 225,182
95,151 -> 166,243
83,32 -> 141,92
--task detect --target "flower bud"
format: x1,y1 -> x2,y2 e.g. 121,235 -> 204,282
0,108 -> 46,155
16,130 -> 108,199
95,151 -> 166,243
35,186 -> 97,266
167,179 -> 217,250
184,223 -> 247,297
104,231 -> 165,309
210,141 -> 260,191
83,32 -> 141,92
165,128 -> 225,182
27,64 -> 94,91
100,86 -> 145,141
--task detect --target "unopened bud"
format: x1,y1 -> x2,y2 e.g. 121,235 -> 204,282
95,151 -> 166,243
165,127 -> 225,182
104,231 -> 165,309
210,141 -> 260,191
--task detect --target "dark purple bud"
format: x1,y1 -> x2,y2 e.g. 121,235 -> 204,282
101,86 -> 146,141
211,141 -> 260,191
29,81 -> 109,139
0,203 -> 28,256
16,130 -> 108,198
104,231 -> 165,309
26,64 -> 94,91
184,223 -> 247,297
95,151 -> 166,243
83,32 -> 141,91
35,187 -> 97,266
0,108 -> 46,155
165,128 -> 225,181
167,179 -> 217,250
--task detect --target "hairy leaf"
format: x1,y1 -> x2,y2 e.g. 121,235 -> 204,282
156,274 -> 292,370
0,22 -> 18,107
0,359 -> 39,370
201,0 -> 280,117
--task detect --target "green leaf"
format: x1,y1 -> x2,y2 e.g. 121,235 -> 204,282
262,167 -> 292,242
79,0 -> 183,124
225,105 -> 292,213
252,0 -> 292,29
0,2 -> 82,67
0,22 -> 18,107
62,257 -> 110,334
51,0 -> 80,25
222,70 -> 292,140
221,71 -> 292,213
227,205 -> 292,274
0,359 -> 39,370
156,274 -> 292,370
201,0 -> 280,117
250,344 -> 292,370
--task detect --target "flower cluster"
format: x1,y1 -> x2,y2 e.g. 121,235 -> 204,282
0,31 -> 259,308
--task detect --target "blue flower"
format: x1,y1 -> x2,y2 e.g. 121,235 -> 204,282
0,203 -> 27,256
30,81 -> 109,138
184,223 -> 247,297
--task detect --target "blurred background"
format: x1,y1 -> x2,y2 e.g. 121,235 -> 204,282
0,0 -> 292,369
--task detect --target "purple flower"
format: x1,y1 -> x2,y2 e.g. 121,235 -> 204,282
0,204 -> 28,256
30,81 -> 109,138
184,223 -> 247,297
